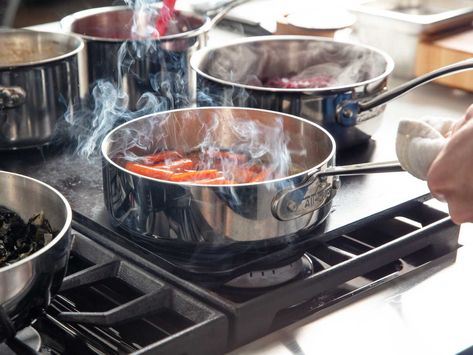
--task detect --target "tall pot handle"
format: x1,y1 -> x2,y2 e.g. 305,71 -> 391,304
337,58 -> 473,126
0,86 -> 26,109
272,161 -> 404,221
207,0 -> 251,28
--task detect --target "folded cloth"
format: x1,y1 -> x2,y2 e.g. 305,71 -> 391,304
396,117 -> 457,181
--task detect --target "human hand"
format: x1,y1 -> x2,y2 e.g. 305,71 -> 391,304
427,104 -> 473,224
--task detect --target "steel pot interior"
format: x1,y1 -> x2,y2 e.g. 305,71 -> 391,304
61,6 -> 210,42
0,30 -> 83,68
190,35 -> 394,93
102,107 -> 335,184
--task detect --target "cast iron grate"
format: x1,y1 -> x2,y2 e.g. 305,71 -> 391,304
31,233 -> 228,355
207,202 -> 460,348
75,201 -> 460,350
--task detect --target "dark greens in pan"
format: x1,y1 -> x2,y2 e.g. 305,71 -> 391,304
0,206 -> 56,267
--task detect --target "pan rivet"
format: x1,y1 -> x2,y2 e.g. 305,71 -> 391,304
342,108 -> 353,118
287,201 -> 297,212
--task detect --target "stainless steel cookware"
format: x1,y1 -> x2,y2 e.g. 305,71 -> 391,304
0,171 -> 72,341
102,107 -> 403,245
60,2 -> 249,112
61,5 -> 216,111
190,36 -> 473,148
0,30 -> 84,149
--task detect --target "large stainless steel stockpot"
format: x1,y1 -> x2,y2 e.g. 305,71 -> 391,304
0,30 -> 84,149
101,107 -> 402,245
0,171 -> 72,341
61,5 -> 212,111
191,36 -> 473,148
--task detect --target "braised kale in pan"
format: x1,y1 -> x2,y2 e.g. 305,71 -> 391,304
0,206 -> 56,268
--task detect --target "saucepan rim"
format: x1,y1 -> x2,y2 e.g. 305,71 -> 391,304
101,106 -> 336,187
190,34 -> 395,93
0,30 -> 84,70
60,5 -> 212,43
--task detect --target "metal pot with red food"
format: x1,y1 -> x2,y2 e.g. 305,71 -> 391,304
190,36 -> 473,148
0,29 -> 84,149
60,1 -> 246,111
0,171 -> 72,343
102,107 -> 405,245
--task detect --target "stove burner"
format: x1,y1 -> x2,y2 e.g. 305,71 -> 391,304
225,254 -> 314,288
0,326 -> 41,354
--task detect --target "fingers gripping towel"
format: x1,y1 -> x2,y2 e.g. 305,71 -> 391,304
396,117 -> 456,181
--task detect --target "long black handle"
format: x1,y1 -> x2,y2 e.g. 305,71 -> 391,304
359,58 -> 473,112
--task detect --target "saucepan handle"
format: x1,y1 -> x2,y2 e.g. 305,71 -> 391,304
337,58 -> 473,126
0,86 -> 26,110
271,161 -> 404,221
318,160 -> 404,178
204,0 -> 252,29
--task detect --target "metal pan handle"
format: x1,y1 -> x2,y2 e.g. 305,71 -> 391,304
272,161 -> 404,221
202,0 -> 251,29
0,86 -> 26,109
337,58 -> 473,126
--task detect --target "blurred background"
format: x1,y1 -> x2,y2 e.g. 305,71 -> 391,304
1,0 -> 472,85
2,0 -> 124,27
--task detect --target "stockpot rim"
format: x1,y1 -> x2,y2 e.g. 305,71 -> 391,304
0,30 -> 84,70
0,170 -> 72,273
60,5 -> 212,43
190,34 -> 395,93
101,106 -> 337,187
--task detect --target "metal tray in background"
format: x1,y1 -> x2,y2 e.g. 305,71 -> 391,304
349,0 -> 473,78
350,0 -> 473,34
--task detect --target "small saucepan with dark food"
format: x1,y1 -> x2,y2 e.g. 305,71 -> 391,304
191,36 -> 473,148
0,171 -> 72,343
102,107 -> 404,246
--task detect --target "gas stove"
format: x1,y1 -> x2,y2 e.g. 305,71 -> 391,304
0,134 -> 462,354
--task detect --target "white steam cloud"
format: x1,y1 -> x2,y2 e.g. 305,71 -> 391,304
66,0 -> 184,159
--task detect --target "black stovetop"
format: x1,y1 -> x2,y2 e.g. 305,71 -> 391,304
0,201 -> 460,354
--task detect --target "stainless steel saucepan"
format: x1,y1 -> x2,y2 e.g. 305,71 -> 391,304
60,1 -> 249,111
102,107 -> 403,245
0,30 -> 84,149
191,36 -> 473,148
0,171 -> 72,342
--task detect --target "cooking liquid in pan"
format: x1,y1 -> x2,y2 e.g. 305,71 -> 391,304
117,149 -> 298,184
0,41 -> 70,66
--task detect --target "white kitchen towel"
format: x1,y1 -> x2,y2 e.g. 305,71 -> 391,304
396,117 -> 456,181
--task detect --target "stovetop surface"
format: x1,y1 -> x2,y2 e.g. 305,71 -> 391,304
0,124 -> 463,354
0,72 -> 470,355
0,201 -> 460,355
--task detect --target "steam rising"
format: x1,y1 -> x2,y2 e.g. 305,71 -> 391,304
107,108 -> 298,184
67,0 -> 186,159
66,81 -> 163,158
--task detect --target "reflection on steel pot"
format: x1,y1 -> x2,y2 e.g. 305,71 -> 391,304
61,5 -> 212,111
0,171 -> 72,342
0,30 -> 84,149
101,107 -> 403,245
191,36 -> 473,148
